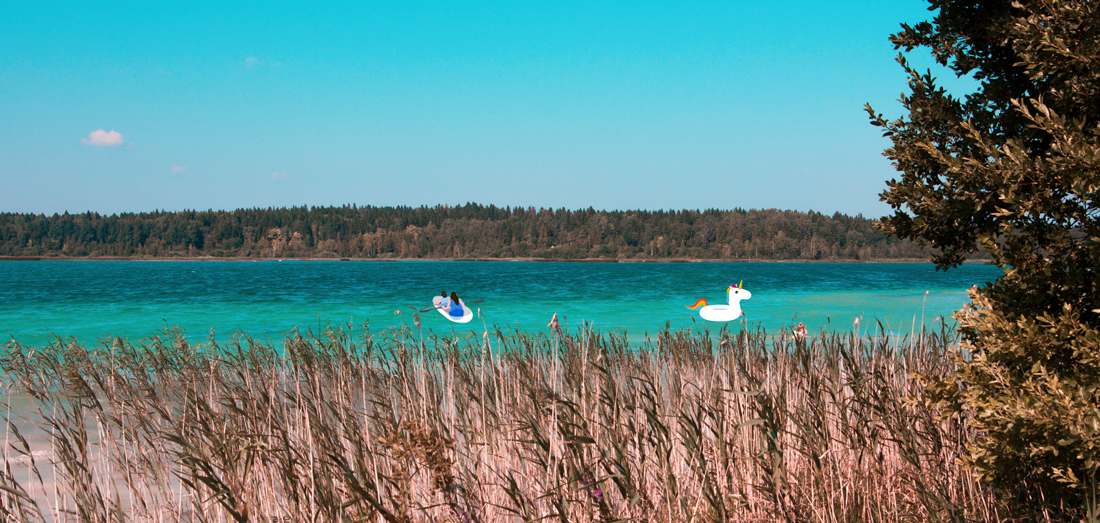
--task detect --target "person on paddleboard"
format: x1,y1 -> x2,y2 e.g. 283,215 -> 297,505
439,290 -> 465,318
447,291 -> 465,318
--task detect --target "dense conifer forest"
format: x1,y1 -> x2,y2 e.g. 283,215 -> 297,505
0,204 -> 948,260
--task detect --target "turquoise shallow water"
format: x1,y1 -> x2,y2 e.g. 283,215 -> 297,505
0,261 -> 1003,346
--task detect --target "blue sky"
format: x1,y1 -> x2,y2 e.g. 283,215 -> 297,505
1,1 -> 973,217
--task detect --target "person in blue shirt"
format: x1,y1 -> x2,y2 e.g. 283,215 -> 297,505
447,291 -> 465,318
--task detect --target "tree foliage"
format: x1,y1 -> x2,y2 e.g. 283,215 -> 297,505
0,205 -> 937,261
869,0 -> 1100,515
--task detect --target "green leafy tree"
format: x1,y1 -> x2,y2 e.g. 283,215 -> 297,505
868,0 -> 1100,515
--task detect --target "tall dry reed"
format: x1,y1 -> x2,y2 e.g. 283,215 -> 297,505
0,321 -> 1044,522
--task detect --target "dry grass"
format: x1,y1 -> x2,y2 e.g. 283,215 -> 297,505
0,319 -> 1042,522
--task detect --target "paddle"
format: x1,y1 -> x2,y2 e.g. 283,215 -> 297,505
419,300 -> 484,313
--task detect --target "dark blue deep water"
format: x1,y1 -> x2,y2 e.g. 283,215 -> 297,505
0,260 -> 1003,346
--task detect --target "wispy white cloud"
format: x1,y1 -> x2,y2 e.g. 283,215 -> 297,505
82,129 -> 124,147
171,164 -> 188,173
271,171 -> 289,180
243,56 -> 282,69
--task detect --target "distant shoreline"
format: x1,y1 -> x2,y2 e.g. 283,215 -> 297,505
0,256 -> 993,264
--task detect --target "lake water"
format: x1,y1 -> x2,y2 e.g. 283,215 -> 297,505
0,260 -> 1003,346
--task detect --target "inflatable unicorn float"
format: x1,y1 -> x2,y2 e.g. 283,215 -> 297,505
687,281 -> 751,322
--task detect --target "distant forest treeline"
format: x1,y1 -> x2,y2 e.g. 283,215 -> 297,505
0,204 -> 954,261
